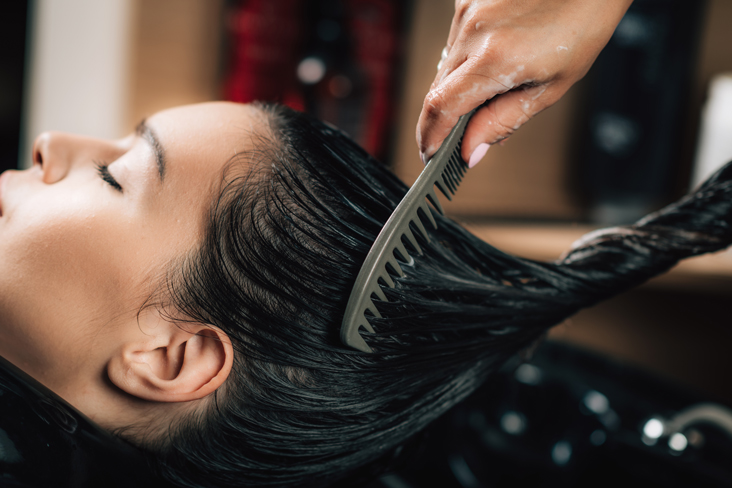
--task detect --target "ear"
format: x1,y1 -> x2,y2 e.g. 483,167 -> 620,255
107,319 -> 234,403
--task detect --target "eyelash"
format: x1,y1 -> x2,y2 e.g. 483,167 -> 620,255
95,162 -> 123,193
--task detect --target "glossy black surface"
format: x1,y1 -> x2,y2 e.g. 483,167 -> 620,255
371,341 -> 732,488
3,341 -> 731,488
0,355 -> 171,488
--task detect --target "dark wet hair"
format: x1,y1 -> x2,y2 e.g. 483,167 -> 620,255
150,102 -> 732,487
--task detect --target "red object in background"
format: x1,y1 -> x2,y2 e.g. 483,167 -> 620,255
224,0 -> 306,111
346,0 -> 401,159
224,0 -> 407,161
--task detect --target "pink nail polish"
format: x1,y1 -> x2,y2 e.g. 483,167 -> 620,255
468,143 -> 490,168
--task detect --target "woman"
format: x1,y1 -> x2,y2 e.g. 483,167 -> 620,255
1,99 -> 731,487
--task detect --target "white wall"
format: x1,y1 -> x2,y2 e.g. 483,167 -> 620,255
20,0 -> 134,168
692,73 -> 732,188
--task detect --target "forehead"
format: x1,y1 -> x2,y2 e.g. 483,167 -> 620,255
147,102 -> 263,167
135,102 -> 264,251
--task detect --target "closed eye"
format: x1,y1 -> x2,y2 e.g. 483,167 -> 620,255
95,162 -> 123,193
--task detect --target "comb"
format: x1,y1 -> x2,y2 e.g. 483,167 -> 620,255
340,109 -> 477,352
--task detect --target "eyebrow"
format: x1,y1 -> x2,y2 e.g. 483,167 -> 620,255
135,119 -> 166,182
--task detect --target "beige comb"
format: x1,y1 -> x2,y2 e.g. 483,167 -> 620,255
340,110 -> 476,352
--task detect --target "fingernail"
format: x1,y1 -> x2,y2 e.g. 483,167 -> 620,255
421,153 -> 428,165
468,143 -> 490,168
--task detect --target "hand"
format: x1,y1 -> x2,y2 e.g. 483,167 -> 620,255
416,0 -> 633,166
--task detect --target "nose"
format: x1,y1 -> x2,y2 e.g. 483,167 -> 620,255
32,131 -> 125,184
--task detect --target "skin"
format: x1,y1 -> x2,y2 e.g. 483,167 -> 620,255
0,102 -> 257,434
417,0 -> 634,164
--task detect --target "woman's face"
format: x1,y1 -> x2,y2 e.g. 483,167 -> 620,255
0,102 -> 259,405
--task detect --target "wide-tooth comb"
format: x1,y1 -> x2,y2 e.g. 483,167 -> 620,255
340,109 -> 476,352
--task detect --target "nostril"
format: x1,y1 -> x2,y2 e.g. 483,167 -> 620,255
33,147 -> 43,167
31,133 -> 49,168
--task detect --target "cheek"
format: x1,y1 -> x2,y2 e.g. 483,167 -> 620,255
3,194 -> 126,279
0,209 -> 134,381
0,196 -> 143,335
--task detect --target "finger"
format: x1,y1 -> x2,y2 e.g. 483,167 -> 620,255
431,42 -> 461,90
418,64 -> 516,163
460,84 -> 559,164
422,50 -> 470,164
435,2 -> 482,87
437,0 -> 503,89
436,46 -> 449,72
449,0 -> 476,48
445,0 -> 468,56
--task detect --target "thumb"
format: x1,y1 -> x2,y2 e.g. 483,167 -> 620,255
461,84 -> 556,164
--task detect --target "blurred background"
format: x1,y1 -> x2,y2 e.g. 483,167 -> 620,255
1,0 -> 732,479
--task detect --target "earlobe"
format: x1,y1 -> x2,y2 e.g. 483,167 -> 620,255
108,322 -> 234,403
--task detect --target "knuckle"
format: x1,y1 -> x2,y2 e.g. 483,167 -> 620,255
454,0 -> 471,22
527,84 -> 557,113
423,90 -> 447,120
462,11 -> 483,33
457,1 -> 495,34
518,100 -> 532,119
472,45 -> 498,66
493,116 -> 516,139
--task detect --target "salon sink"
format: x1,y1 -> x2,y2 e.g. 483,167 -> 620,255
372,341 -> 732,488
2,342 -> 731,488
0,355 -> 172,488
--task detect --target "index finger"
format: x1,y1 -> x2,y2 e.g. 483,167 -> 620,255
417,64 -> 513,162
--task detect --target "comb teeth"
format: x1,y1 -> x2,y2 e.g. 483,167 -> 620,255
410,214 -> 429,242
438,151 -> 468,198
434,179 -> 451,201
385,254 -> 404,278
402,227 -> 422,255
426,188 -> 443,215
370,283 -> 387,302
341,110 -> 476,353
378,269 -> 395,288
393,239 -> 411,263
419,200 -> 437,229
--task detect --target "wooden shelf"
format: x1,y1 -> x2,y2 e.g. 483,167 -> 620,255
463,222 -> 732,293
